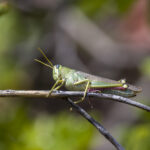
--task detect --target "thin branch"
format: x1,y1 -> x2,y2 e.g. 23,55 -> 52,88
0,90 -> 149,112
67,98 -> 124,150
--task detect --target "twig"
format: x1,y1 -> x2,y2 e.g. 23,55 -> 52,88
67,98 -> 124,150
0,90 -> 149,112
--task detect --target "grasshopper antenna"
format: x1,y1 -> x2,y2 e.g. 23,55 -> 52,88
37,48 -> 54,68
34,48 -> 54,69
34,59 -> 53,69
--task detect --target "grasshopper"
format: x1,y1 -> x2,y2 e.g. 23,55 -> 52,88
35,49 -> 142,103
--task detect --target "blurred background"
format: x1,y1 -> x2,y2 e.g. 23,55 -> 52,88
0,0 -> 150,149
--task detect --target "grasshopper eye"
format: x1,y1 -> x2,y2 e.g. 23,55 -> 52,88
53,65 -> 62,80
56,64 -> 60,69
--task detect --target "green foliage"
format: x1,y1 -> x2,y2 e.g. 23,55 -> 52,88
22,113 -> 94,150
122,124 -> 150,150
0,9 -> 28,52
0,58 -> 29,89
122,108 -> 150,150
0,7 -> 43,89
77,0 -> 106,16
140,57 -> 150,78
0,2 -> 9,16
140,111 -> 150,122
0,104 -> 94,150
0,104 -> 30,150
77,0 -> 136,16
115,0 -> 136,14
0,6 -> 43,53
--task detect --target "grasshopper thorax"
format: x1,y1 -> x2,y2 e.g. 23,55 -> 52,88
53,64 -> 62,80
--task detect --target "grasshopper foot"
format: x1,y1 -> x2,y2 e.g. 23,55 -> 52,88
47,89 -> 57,97
74,97 -> 85,104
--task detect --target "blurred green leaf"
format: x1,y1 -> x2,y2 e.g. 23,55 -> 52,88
0,9 -> 29,52
77,0 -> 136,16
0,105 -> 95,150
122,124 -> 150,150
0,7 -> 43,89
0,2 -> 9,16
77,0 -> 106,16
115,0 -> 136,14
77,0 -> 121,17
140,57 -> 150,78
21,112 -> 94,150
0,57 -> 30,89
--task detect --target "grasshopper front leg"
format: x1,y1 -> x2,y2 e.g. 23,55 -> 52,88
48,79 -> 64,97
74,79 -> 90,104
54,79 -> 64,90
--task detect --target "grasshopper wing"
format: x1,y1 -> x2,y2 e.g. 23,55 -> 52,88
76,71 -> 123,88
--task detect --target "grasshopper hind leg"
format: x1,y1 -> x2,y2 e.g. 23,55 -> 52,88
74,79 -> 90,104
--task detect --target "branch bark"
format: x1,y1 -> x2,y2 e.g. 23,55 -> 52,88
0,90 -> 149,112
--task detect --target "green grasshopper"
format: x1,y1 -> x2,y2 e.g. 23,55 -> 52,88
35,49 -> 142,103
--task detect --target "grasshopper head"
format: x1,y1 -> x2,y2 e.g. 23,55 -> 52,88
53,64 -> 62,80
